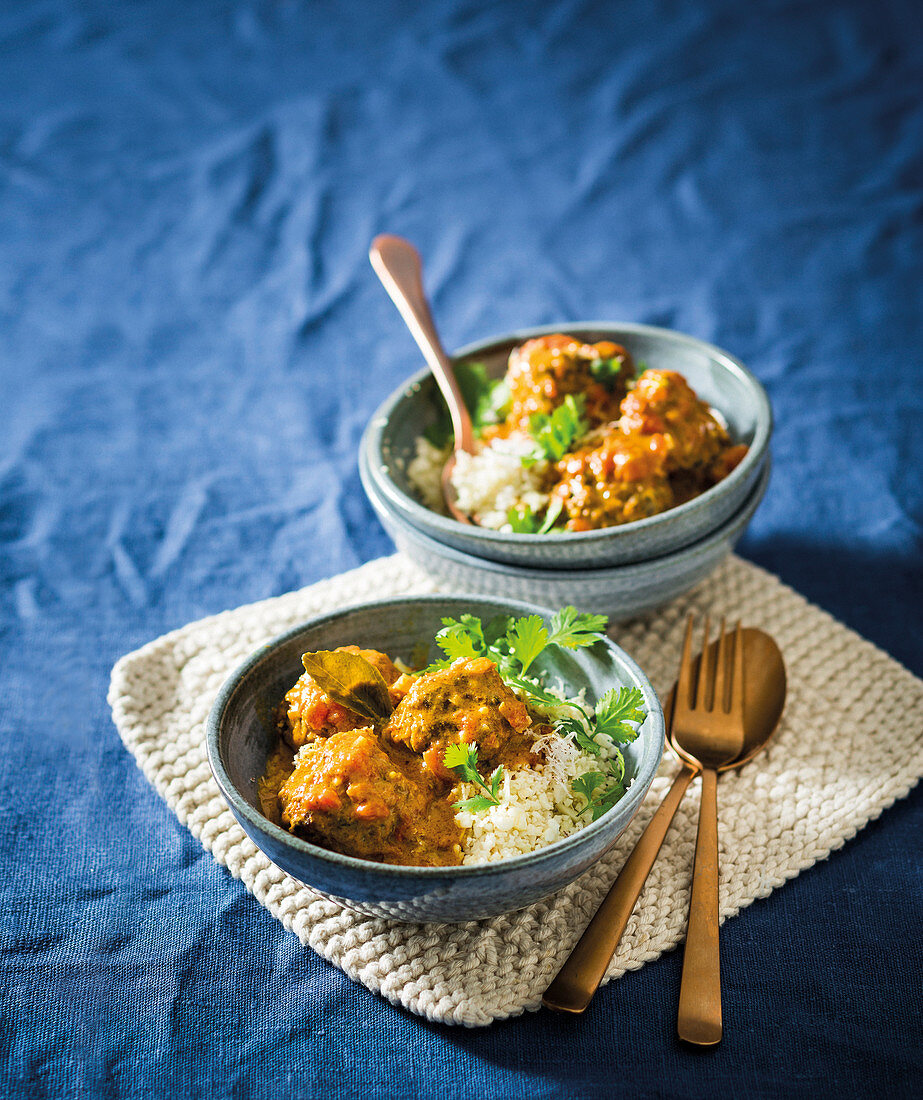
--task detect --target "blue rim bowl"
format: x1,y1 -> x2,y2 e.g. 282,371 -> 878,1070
206,595 -> 665,923
362,454 -> 771,621
360,322 -> 772,568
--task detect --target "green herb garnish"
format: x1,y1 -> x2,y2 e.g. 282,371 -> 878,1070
432,613 -> 486,664
425,608 -> 646,822
523,394 -> 588,464
593,685 -> 646,743
547,605 -> 610,652
444,742 -> 505,811
424,605 -> 607,679
506,497 -> 564,534
424,361 -> 510,447
588,354 -> 626,388
572,757 -> 627,821
561,685 -> 645,820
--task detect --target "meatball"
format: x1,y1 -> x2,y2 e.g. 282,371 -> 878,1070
384,657 -> 532,779
278,727 -> 462,865
619,369 -> 731,474
552,427 -> 674,531
278,646 -> 402,749
505,334 -> 633,432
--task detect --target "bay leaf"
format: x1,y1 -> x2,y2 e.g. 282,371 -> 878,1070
301,650 -> 394,723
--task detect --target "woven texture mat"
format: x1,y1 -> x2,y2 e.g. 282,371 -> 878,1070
109,554 -> 923,1026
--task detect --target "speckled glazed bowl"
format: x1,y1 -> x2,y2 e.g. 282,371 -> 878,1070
363,458 -> 770,621
360,322 -> 772,568
206,596 -> 665,923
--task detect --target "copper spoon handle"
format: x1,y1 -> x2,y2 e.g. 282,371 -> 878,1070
369,234 -> 475,453
677,765 -> 722,1045
543,766 -> 697,1014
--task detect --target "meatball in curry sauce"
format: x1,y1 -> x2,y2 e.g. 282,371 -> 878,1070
260,647 -> 547,867
440,334 -> 748,533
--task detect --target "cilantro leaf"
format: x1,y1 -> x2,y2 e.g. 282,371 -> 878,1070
523,394 -> 588,464
444,742 -> 505,812
424,361 -> 510,447
443,741 -> 478,777
506,503 -> 541,534
555,714 -> 602,756
455,794 -> 499,813
503,675 -> 566,708
483,615 -> 512,649
546,606 -> 609,651
588,354 -> 626,389
572,761 -> 626,820
594,686 -> 646,744
506,496 -> 565,535
434,614 -> 486,663
506,615 -> 549,675
572,772 -> 605,803
588,783 -> 625,820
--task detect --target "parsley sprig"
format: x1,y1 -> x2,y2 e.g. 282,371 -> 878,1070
553,685 -> 645,754
572,756 -> 627,821
430,607 -> 647,823
588,353 -> 626,388
523,394 -> 587,465
426,606 -> 608,679
424,361 -> 510,447
444,742 -> 505,812
556,685 -> 645,821
506,497 -> 564,535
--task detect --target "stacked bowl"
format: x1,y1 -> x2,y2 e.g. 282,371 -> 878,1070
360,323 -> 772,619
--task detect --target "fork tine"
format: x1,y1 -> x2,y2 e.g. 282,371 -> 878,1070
711,618 -> 729,712
693,615 -> 711,711
728,621 -> 745,722
676,614 -> 696,711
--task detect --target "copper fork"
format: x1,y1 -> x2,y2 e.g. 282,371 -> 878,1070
669,615 -> 746,1046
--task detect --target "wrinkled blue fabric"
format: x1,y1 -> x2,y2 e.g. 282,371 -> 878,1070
1,0 -> 921,1096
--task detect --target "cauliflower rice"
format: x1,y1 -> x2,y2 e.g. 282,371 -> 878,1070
455,696 -> 624,865
406,435 -> 550,532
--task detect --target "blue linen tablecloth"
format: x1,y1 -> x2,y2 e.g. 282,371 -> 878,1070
1,0 -> 920,1096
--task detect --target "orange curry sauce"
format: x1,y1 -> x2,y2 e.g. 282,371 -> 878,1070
259,649 -> 546,867
487,334 -> 747,531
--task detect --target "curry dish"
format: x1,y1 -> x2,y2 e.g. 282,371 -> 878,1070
450,333 -> 748,532
259,648 -> 548,867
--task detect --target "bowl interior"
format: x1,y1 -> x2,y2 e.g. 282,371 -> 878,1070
375,323 -> 770,528
211,595 -> 665,871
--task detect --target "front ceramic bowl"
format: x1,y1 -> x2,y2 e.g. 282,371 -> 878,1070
360,322 -> 772,568
363,458 -> 770,621
206,596 -> 665,923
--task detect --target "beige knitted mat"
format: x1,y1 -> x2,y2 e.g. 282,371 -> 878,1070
108,553 -> 923,1027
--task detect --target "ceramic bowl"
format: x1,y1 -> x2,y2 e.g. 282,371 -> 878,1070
363,457 -> 770,621
360,322 -> 772,568
206,595 -> 665,923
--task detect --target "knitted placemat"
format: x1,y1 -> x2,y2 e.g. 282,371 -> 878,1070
109,554 -> 923,1026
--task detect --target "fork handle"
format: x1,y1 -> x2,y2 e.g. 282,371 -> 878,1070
542,766 -> 697,1013
677,766 -> 723,1045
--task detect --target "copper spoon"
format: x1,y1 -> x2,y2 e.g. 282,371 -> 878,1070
369,234 -> 475,524
542,626 -> 786,1016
